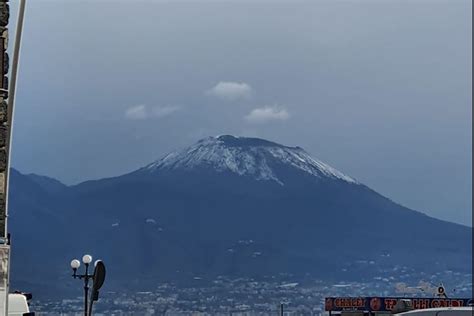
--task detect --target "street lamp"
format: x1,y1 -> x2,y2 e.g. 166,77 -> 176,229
70,254 -> 106,316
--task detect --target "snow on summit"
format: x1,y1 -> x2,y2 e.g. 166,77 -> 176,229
145,135 -> 356,185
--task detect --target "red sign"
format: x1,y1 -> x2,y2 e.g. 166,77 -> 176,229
325,297 -> 473,312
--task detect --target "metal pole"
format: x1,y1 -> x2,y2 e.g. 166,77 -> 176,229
84,264 -> 89,316
88,288 -> 94,316
280,303 -> 283,316
4,0 -> 27,237
1,2 -> 27,315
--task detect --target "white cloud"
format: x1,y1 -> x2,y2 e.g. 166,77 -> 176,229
244,106 -> 290,123
125,105 -> 180,120
151,105 -> 181,118
125,105 -> 148,120
206,81 -> 252,100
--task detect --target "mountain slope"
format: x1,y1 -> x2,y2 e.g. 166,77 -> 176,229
25,173 -> 67,194
7,136 -> 472,295
142,135 -> 356,185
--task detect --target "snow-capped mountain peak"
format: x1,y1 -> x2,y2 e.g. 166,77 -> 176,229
145,135 -> 356,185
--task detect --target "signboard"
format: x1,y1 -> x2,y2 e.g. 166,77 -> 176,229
325,297 -> 473,312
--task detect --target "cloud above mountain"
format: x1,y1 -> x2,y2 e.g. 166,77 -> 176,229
244,106 -> 290,123
206,81 -> 253,101
125,105 -> 181,120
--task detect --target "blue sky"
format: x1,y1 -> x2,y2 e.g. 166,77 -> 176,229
8,0 -> 472,225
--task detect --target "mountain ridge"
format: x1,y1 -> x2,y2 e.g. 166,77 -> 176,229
7,136 -> 472,296
9,134 -> 471,228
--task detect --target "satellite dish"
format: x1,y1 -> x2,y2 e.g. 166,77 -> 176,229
87,260 -> 107,315
93,261 -> 106,290
91,260 -> 106,301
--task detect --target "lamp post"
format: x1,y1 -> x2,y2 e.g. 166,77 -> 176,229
70,254 -> 105,316
70,255 -> 93,316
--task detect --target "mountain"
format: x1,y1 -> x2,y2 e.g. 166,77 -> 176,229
7,135 -> 472,296
25,173 -> 67,194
